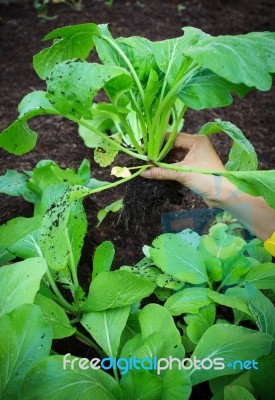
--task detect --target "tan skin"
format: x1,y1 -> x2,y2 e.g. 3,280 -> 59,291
141,133 -> 275,242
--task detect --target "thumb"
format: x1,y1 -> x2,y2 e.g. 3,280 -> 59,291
141,167 -> 180,181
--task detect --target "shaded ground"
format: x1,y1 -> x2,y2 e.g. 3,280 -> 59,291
0,1 -> 274,396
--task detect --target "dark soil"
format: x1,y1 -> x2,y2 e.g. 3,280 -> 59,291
1,0 -> 275,267
0,1 -> 274,397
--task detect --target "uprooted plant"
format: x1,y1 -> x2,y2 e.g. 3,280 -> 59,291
1,23 -> 275,223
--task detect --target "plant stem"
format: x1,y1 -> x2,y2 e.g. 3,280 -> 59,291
119,114 -> 144,154
70,116 -> 148,162
157,104 -> 187,161
128,164 -> 153,170
64,229 -> 79,289
75,330 -> 105,358
113,366 -> 120,383
70,165 -> 149,203
45,269 -> 76,314
149,65 -> 198,160
101,34 -> 149,152
154,162 -> 223,175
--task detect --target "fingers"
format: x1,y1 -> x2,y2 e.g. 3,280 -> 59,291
173,132 -> 199,149
141,167 -> 180,181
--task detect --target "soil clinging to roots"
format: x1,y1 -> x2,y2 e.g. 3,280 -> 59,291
119,175 -> 184,229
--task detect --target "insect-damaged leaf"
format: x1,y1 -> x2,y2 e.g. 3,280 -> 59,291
0,120 -> 37,155
46,61 -> 132,119
39,186 -> 88,271
34,23 -> 100,79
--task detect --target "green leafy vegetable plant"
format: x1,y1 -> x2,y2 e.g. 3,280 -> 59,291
0,23 -> 275,209
0,181 -> 274,399
1,22 -> 275,399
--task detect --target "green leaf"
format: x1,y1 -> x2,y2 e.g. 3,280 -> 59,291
178,69 -> 249,110
245,262 -> 275,290
224,385 -> 256,400
97,199 -> 123,227
20,355 -> 122,400
83,270 -> 156,311
46,60 -> 132,119
177,228 -> 201,249
0,304 -> 52,400
0,257 -> 47,317
209,374 -> 242,396
183,32 -> 275,91
205,258 -> 222,282
190,324 -> 273,385
245,238 -> 272,263
210,371 -> 256,398
0,215 -> 43,260
34,23 -> 100,79
0,120 -> 37,155
245,282 -> 275,351
18,90 -> 60,120
250,355 -> 275,400
0,170 -> 28,196
152,36 -> 187,83
207,288 -> 252,316
31,159 -> 86,193
120,263 -> 160,284
199,119 -> 258,171
79,103 -> 121,148
138,304 -> 183,354
34,294 -> 76,339
184,304 -> 216,344
165,287 -> 212,316
144,69 -> 159,112
221,170 -> 275,210
201,223 -> 246,260
221,253 -> 252,287
67,199 -> 88,269
156,273 -> 184,290
120,370 -> 162,400
92,241 -> 115,280
0,91 -> 60,155
77,158 -> 91,185
150,233 -> 208,284
39,186 -> 88,270
117,36 -> 156,82
81,306 -> 130,357
161,369 -> 192,400
119,305 -> 141,347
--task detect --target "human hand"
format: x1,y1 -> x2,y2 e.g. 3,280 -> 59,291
141,133 -> 233,207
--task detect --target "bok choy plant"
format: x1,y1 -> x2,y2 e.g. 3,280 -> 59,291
0,23 -> 275,209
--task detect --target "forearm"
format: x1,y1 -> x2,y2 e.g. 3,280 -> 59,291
212,178 -> 275,241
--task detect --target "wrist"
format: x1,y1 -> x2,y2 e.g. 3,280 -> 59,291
202,177 -> 241,208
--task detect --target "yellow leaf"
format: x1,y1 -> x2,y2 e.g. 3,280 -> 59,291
111,167 -> 131,178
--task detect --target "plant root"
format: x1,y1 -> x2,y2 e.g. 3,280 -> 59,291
119,175 -> 183,229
